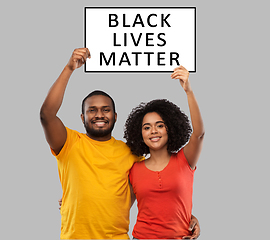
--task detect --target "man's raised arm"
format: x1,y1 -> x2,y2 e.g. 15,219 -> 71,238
40,48 -> 90,155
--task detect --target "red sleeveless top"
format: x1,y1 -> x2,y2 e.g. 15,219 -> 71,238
129,149 -> 196,239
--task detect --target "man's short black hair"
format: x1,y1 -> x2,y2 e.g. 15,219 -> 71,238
81,90 -> 116,114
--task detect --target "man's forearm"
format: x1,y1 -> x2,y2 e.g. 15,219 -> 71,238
40,65 -> 73,121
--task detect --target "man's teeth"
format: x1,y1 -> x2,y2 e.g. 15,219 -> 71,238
95,122 -> 106,126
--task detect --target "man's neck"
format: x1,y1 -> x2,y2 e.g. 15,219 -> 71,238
86,133 -> 112,142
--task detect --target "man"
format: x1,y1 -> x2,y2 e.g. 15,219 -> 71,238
40,48 -> 200,239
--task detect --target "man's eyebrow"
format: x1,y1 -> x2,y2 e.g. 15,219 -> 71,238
87,105 -> 111,108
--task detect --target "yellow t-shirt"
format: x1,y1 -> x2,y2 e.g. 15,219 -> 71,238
52,127 -> 140,239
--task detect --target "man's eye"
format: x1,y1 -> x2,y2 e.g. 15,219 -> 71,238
103,109 -> 110,112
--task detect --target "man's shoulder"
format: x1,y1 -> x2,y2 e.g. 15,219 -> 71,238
111,137 -> 130,150
65,127 -> 84,138
112,137 -> 145,162
111,137 -> 125,145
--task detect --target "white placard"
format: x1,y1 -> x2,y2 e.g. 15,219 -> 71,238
84,7 -> 196,73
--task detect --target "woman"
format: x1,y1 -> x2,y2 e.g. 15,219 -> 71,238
124,66 -> 205,239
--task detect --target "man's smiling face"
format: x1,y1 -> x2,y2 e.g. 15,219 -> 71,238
81,95 -> 117,141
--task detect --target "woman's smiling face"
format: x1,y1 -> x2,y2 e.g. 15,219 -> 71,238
141,112 -> 168,152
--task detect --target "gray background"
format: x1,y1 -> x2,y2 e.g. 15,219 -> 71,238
1,1 -> 269,239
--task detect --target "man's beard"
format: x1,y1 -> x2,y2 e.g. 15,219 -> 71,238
84,117 -> 115,138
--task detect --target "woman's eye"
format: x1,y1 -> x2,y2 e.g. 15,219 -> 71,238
157,124 -> 164,128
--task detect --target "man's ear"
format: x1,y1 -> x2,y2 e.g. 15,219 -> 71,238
81,114 -> 85,124
114,113 -> 117,123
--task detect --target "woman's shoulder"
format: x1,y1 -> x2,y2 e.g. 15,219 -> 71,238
133,159 -> 146,167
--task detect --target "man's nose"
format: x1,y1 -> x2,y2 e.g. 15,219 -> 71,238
95,109 -> 104,118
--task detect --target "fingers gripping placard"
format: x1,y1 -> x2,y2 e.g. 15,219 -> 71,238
84,7 -> 196,73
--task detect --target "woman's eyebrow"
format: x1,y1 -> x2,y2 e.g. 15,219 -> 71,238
156,121 -> 165,124
142,121 -> 165,127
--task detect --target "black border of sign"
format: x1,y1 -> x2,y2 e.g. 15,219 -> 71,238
84,7 -> 196,73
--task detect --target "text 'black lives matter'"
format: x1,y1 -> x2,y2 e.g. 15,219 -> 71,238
100,13 -> 180,67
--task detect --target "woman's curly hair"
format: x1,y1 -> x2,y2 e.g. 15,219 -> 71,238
124,99 -> 192,157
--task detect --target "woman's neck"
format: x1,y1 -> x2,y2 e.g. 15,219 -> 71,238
145,149 -> 171,171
